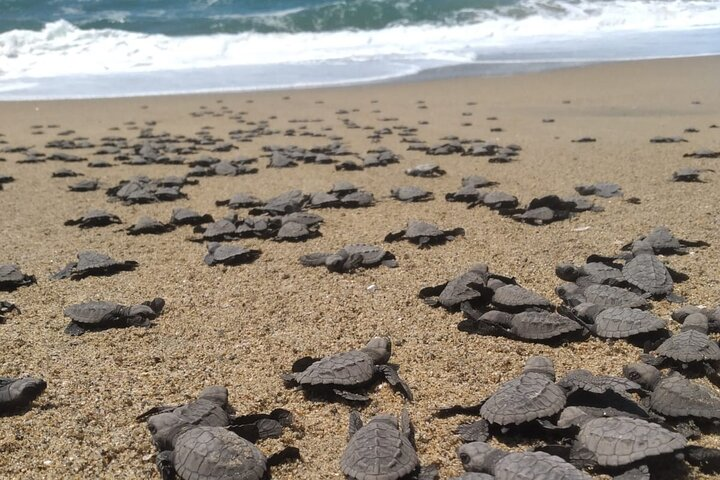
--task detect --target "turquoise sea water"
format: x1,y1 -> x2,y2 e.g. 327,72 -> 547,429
0,0 -> 719,99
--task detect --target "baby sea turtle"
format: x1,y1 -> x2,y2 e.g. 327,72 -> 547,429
250,190 -> 309,216
385,221 -> 465,248
568,303 -> 667,340
556,283 -> 649,309
574,182 -> 622,198
621,241 -> 679,300
170,208 -> 214,226
52,168 -> 82,178
64,209 -> 122,228
418,264 -> 490,311
556,261 -> 624,287
487,278 -> 553,312
282,337 -> 412,403
558,369 -> 642,398
672,168 -> 713,182
126,216 -> 176,235
460,309 -> 583,343
341,410 -> 437,480
68,178 -> 99,192
405,163 -> 446,177
458,441 -> 591,480
273,221 -> 320,242
482,191 -> 518,210
51,251 -> 139,280
191,219 -> 238,242
390,186 -> 433,202
0,377 -> 47,415
621,226 -> 709,256
63,298 -> 164,335
0,264 -> 36,291
204,243 -> 261,266
300,244 -> 397,273
215,193 -> 263,209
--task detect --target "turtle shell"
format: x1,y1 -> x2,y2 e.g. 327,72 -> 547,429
494,451 -> 591,480
173,426 -> 267,480
391,186 -> 431,202
581,284 -> 648,309
593,307 -> 666,338
558,369 -> 641,395
341,417 -> 418,480
201,220 -> 237,239
622,254 -> 673,295
492,285 -> 552,311
577,416 -> 686,467
205,244 -> 259,265
405,221 -> 445,239
437,269 -> 488,308
343,244 -> 388,266
75,252 -> 121,272
295,350 -> 375,387
0,264 -> 35,290
654,330 -> 720,363
509,311 -> 582,340
651,375 -> 720,419
63,301 -> 119,325
576,262 -> 624,286
480,372 -> 566,425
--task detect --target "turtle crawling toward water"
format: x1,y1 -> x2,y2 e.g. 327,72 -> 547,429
63,297 -> 164,335
0,377 -> 47,415
126,216 -> 176,235
51,251 -> 139,280
204,243 -> 261,266
283,337 -> 413,403
672,168 -> 714,182
300,244 -> 398,273
64,209 -> 121,228
0,264 -> 36,291
385,220 -> 465,248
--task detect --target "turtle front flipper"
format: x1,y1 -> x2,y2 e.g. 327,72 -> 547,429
348,410 -> 363,437
64,322 -> 86,336
155,451 -> 176,480
299,252 -> 332,267
456,419 -> 490,442
51,262 -> 77,280
333,389 -> 370,403
376,364 -> 413,401
612,465 -> 650,480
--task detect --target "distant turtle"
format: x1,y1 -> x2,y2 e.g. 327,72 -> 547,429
672,168 -> 713,182
126,216 -> 176,235
405,163 -> 446,177
342,410 -> 437,480
52,168 -> 82,178
556,283 -> 649,309
621,226 -> 708,256
418,264 -> 490,310
215,193 -> 263,209
170,208 -> 214,226
385,221 -> 465,248
0,264 -> 36,291
51,251 -> 139,280
273,221 -> 320,242
68,179 -> 99,192
64,209 -> 121,228
0,300 -> 19,323
650,136 -> 687,143
390,186 -> 433,202
282,337 -> 412,403
204,243 -> 261,266
683,149 -> 719,159
567,303 -> 667,340
250,190 -> 308,216
482,191 -> 518,210
191,219 -> 238,241
571,137 -> 597,144
460,309 -> 583,343
0,377 -> 47,415
574,182 -> 622,198
458,441 -> 591,479
487,278 -> 553,312
300,244 -> 397,273
445,186 -> 488,207
63,298 -> 164,335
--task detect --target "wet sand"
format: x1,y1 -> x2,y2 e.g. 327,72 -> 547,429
1,56 -> 720,479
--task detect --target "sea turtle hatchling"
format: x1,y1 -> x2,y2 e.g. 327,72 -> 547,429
126,216 -> 176,235
170,208 -> 214,226
282,337 -> 412,403
204,243 -> 261,266
300,244 -> 398,273
458,441 -> 591,480
64,209 -> 122,228
385,220 -> 465,248
390,186 -> 433,202
556,283 -> 649,309
555,261 -> 624,288
405,163 -> 446,177
459,309 -> 583,343
621,241 -> 678,300
567,303 -> 667,340
672,168 -> 714,182
341,410 -> 438,480
0,377 -> 47,415
418,264 -> 490,311
273,221 -> 320,242
0,264 -> 36,291
487,278 -> 553,312
621,226 -> 709,256
215,193 -> 264,209
51,251 -> 139,280
574,182 -> 622,198
63,298 -> 164,335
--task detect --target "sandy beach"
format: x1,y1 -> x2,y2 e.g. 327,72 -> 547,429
1,56 -> 720,479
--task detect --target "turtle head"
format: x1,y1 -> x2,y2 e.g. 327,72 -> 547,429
458,441 -> 506,474
127,304 -> 156,318
555,263 -> 580,281
622,362 -> 661,390
631,240 -> 654,256
681,313 -> 709,333
573,302 -> 601,321
557,406 -> 592,428
9,377 -> 47,404
197,385 -> 229,407
361,336 -> 392,364
523,356 -> 555,380
146,412 -> 187,451
325,252 -> 348,272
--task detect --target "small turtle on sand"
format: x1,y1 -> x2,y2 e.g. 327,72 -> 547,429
282,337 -> 412,403
405,163 -> 446,177
52,168 -> 82,177
621,226 -> 709,256
126,216 -> 176,235
250,190 -> 309,216
574,182 -> 622,198
51,251 -> 139,280
558,369 -> 642,398
385,220 -> 465,248
458,441 -> 591,480
0,264 -> 36,291
555,261 -> 625,287
170,208 -> 214,226
204,243 -> 261,266
0,377 -> 47,415
556,283 -> 649,309
342,410 -> 438,480
672,168 -> 714,182
390,186 -> 433,202
418,264 -> 490,311
567,303 -> 667,341
300,244 -> 397,273
273,221 -> 320,242
64,209 -> 122,228
68,178 -> 99,192
487,278 -> 553,312
683,149 -> 719,159
621,242 -> 677,300
482,191 -> 518,210
63,298 -> 164,335
215,193 -> 263,209
191,219 -> 238,242
459,309 -> 583,343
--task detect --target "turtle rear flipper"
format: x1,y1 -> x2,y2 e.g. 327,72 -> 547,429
685,445 -> 720,473
64,322 -> 86,336
376,364 -> 413,401
333,389 -> 370,402
348,410 -> 364,437
155,451 -> 175,480
456,419 -> 490,442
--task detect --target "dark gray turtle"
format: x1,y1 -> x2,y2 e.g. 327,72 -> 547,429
390,186 -> 433,202
568,303 -> 667,339
68,178 -> 99,192
418,264 -> 490,310
273,221 -> 320,242
385,220 -> 465,248
621,226 -> 708,256
215,193 -> 263,209
558,369 -> 642,397
282,337 -> 412,403
556,261 -> 624,287
624,362 -> 720,421
0,377 -> 47,415
236,216 -> 282,238
574,182 -> 622,198
672,305 -> 720,333
204,243 -> 261,266
0,300 -> 19,323
672,168 -> 713,182
0,264 -> 36,291
458,441 -> 591,480
405,163 -> 446,177
621,241 -> 675,299
445,185 -> 488,207
488,279 -> 553,313
571,137 -> 597,144
191,219 -> 238,241
556,283 -> 648,309
482,191 -> 518,210
251,190 -> 308,216
52,168 -> 82,177
170,208 -> 214,226
51,251 -> 139,280
64,209 -> 122,228
339,190 -> 375,208
309,191 -> 341,208
126,216 -> 176,235
63,298 -> 164,335
514,206 -> 569,225
683,149 -> 719,159
300,244 -> 397,273
449,474 -> 494,480
341,410 -> 436,480
650,136 -> 687,143
462,309 -> 583,343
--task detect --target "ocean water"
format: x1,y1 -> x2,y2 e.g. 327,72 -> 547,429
0,0 -> 719,100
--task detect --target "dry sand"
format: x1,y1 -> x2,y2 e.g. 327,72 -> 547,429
1,56 -> 720,479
